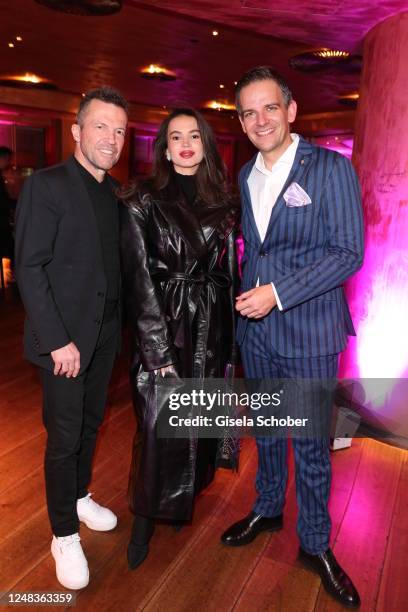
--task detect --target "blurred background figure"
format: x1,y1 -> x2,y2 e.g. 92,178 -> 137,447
0,146 -> 16,287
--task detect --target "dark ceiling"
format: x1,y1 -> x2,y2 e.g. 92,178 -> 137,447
0,0 -> 406,115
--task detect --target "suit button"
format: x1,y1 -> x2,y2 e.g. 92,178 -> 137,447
94,319 -> 101,325
260,250 -> 265,257
97,291 -> 105,298
206,350 -> 213,358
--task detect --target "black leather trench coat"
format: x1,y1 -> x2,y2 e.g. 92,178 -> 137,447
120,179 -> 240,520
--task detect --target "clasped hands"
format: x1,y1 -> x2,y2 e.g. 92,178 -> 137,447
236,284 -> 277,319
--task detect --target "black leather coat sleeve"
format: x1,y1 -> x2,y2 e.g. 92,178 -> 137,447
120,198 -> 177,371
15,173 -> 70,354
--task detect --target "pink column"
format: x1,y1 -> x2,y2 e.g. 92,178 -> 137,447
341,12 -> 408,425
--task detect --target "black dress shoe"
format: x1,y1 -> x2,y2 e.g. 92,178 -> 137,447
221,511 -> 283,547
299,548 -> 360,608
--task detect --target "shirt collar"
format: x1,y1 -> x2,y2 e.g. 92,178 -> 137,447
255,133 -> 300,176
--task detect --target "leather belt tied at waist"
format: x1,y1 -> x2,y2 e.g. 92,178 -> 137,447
152,270 -> 231,289
152,270 -> 231,350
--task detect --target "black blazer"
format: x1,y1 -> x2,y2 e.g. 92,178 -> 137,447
15,156 -> 120,372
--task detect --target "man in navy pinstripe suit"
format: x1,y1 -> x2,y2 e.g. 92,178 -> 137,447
221,67 -> 363,608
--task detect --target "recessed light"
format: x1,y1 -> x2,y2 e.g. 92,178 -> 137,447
8,43 -> 15,48
14,73 -> 42,84
337,91 -> 360,107
219,84 -> 225,89
140,64 -> 176,81
204,100 -> 235,112
16,36 -> 23,42
212,30 -> 219,36
234,81 -> 238,86
316,49 -> 349,58
289,48 -> 362,73
0,72 -> 57,89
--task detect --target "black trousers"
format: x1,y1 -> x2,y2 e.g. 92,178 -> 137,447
40,314 -> 119,536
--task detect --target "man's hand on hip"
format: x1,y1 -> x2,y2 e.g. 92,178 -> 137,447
51,342 -> 81,378
236,285 -> 277,319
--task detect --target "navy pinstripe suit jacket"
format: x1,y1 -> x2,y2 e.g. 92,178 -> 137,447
237,137 -> 364,358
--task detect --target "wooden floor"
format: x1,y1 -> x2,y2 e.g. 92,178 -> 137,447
1,283 -> 407,612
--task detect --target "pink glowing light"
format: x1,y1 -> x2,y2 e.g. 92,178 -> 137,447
341,158 -> 408,415
358,263 -> 408,380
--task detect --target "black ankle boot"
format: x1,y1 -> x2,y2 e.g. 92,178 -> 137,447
127,514 -> 155,570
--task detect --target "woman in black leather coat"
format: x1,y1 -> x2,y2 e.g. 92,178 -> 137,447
120,108 -> 240,569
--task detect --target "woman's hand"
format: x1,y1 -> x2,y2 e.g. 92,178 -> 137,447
154,365 -> 177,377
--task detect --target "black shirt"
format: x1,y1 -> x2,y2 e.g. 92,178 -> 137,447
175,171 -> 197,206
74,158 -> 120,318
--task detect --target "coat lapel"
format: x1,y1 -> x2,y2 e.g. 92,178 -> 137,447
262,137 -> 314,243
240,155 -> 262,245
154,193 -> 209,261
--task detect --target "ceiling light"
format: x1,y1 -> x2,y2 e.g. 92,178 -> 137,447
16,36 -> 23,42
140,64 -> 176,81
289,48 -> 362,73
0,72 -> 57,89
315,49 -> 349,59
18,73 -> 41,84
338,92 -> 360,107
8,43 -> 14,48
212,30 -> 219,36
219,84 -> 225,89
204,100 -> 236,112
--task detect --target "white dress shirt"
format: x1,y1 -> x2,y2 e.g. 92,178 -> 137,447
247,133 -> 300,310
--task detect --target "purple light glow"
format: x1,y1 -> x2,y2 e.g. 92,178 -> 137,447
0,108 -> 19,117
344,196 -> 408,374
312,135 -> 354,160
341,175 -> 408,415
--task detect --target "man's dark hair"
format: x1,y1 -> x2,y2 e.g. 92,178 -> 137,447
235,66 -> 293,115
0,146 -> 12,158
76,86 -> 129,125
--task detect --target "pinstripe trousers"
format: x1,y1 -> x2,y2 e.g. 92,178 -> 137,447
241,319 -> 338,554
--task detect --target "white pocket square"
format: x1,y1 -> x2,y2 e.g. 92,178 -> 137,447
283,182 -> 312,207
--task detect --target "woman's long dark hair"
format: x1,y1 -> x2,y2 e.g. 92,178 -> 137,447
122,108 -> 232,207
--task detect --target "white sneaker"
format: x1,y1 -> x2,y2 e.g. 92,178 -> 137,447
51,533 -> 89,590
77,493 -> 117,531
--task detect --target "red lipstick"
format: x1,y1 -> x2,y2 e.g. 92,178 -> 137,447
180,150 -> 194,158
